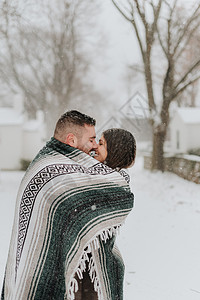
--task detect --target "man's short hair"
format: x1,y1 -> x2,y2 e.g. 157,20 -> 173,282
54,110 -> 96,141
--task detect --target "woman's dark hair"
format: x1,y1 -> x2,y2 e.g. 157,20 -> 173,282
103,128 -> 136,170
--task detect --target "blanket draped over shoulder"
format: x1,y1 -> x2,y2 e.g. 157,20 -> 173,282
1,138 -> 134,300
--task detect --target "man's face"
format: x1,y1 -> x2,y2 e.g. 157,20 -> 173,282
76,124 -> 98,154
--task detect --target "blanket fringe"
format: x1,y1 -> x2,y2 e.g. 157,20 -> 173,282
88,255 -> 102,299
67,224 -> 121,300
67,278 -> 78,300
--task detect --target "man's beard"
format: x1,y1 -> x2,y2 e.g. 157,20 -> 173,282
77,143 -> 91,154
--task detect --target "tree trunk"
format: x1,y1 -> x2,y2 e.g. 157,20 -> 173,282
151,125 -> 167,172
151,93 -> 170,171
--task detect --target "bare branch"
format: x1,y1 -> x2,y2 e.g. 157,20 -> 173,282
173,75 -> 200,100
150,0 -> 162,41
134,0 -> 146,26
111,0 -> 134,22
175,18 -> 200,59
157,0 -> 177,59
173,3 -> 200,56
174,59 -> 200,91
128,64 -> 144,74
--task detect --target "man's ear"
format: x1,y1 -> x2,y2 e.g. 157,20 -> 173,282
65,133 -> 78,148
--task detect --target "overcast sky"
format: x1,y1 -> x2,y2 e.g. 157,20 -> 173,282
2,0 -> 199,122
91,0 -> 199,113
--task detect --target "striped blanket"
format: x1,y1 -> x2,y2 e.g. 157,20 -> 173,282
1,137 -> 134,300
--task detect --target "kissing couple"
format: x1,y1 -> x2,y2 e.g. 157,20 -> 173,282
2,110 -> 136,300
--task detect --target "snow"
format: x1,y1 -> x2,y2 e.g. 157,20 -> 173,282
180,154 -> 200,162
23,111 -> 45,131
1,157 -> 200,299
117,157 -> 200,299
0,108 -> 23,125
0,171 -> 25,284
176,107 -> 200,124
23,119 -> 41,131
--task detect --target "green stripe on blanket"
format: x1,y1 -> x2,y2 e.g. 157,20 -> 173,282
1,137 -> 134,300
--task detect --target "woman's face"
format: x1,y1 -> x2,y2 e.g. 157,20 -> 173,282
95,135 -> 108,163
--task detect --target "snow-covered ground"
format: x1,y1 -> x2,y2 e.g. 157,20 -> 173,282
0,170 -> 25,286
118,157 -> 200,300
0,157 -> 200,299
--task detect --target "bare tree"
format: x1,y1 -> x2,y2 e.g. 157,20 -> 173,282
176,30 -> 200,107
112,0 -> 200,171
0,0 -> 103,135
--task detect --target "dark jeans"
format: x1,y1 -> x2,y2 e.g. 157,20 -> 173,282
75,271 -> 98,300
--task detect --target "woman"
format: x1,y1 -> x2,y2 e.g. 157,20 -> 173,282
95,128 -> 136,169
76,128 -> 136,300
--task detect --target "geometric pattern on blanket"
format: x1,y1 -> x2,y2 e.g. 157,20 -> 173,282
1,137 -> 134,300
17,162 -> 118,275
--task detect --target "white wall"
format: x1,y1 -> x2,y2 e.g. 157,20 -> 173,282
0,125 -> 22,170
0,109 -> 46,169
22,129 -> 45,161
170,114 -> 187,153
170,114 -> 200,154
22,111 -> 46,162
186,124 -> 200,151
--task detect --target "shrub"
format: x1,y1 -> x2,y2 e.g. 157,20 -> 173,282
188,148 -> 200,157
20,159 -> 31,171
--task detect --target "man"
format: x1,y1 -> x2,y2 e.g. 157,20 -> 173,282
54,111 -> 99,300
53,110 -> 98,155
1,110 -> 134,300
